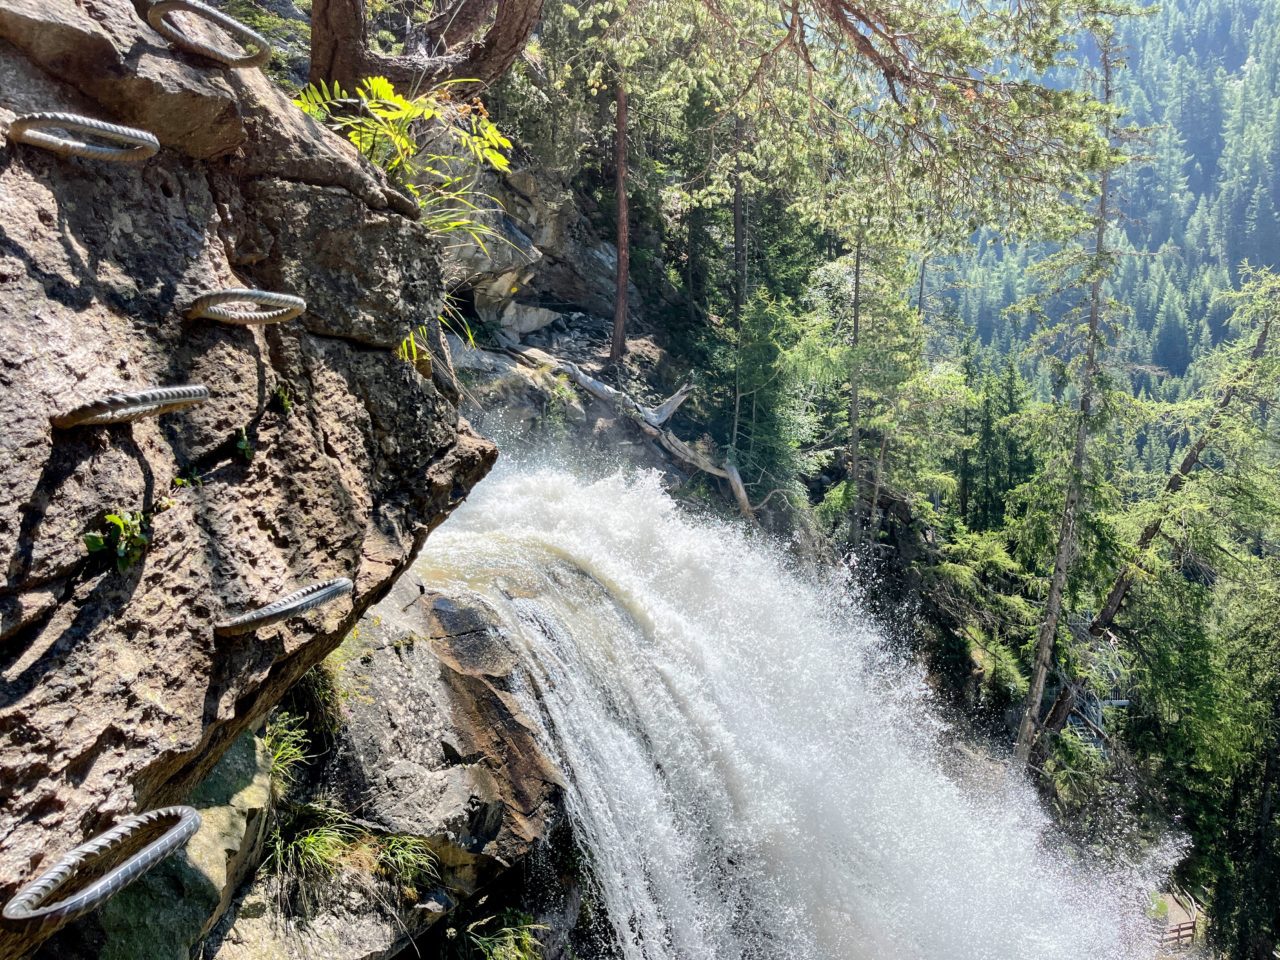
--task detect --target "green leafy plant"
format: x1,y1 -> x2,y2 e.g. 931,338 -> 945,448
84,511 -> 150,573
294,76 -> 512,246
236,427 -> 254,462
265,792 -> 440,919
266,798 -> 356,885
273,383 -> 294,416
372,834 -> 438,891
398,295 -> 480,366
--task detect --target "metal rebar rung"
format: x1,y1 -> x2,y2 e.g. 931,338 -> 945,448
2,807 -> 201,935
186,289 -> 306,325
50,385 -> 210,429
215,578 -> 354,637
6,113 -> 159,164
146,0 -> 272,68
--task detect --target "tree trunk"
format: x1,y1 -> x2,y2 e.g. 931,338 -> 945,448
1014,416 -> 1087,763
868,433 -> 888,539
733,115 -> 747,324
917,252 -> 928,317
1015,49 -> 1113,766
515,347 -> 756,521
609,79 -> 630,366
728,117 -> 747,457
415,0 -> 498,55
310,0 -> 543,93
848,235 -> 863,546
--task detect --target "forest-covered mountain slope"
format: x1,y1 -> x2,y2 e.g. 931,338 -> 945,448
946,0 -> 1278,396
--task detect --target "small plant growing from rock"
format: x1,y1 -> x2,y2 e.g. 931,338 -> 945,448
265,790 -> 441,918
264,711 -> 311,803
293,76 -> 512,245
84,511 -> 150,573
273,383 -> 294,416
373,834 -> 438,894
449,909 -> 547,960
236,427 -> 254,461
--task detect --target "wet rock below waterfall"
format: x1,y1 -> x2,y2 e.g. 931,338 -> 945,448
200,574 -> 564,960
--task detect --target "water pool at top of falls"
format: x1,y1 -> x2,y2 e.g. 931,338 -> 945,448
415,460 -> 1173,960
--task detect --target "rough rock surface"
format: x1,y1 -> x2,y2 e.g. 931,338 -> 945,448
440,161 -> 639,342
36,732 -> 273,960
203,572 -> 563,960
0,5 -> 496,958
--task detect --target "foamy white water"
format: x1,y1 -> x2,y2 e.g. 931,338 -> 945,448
417,462 -> 1167,960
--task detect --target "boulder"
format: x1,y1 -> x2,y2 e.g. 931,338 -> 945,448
485,301 -> 563,339
0,5 -> 496,958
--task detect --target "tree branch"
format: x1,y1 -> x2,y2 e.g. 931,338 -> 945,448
310,0 -> 543,92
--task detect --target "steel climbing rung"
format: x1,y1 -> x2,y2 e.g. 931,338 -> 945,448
2,807 -> 201,935
186,289 -> 305,325
215,578 -> 355,637
50,385 -> 210,429
145,0 -> 272,68
6,113 -> 159,164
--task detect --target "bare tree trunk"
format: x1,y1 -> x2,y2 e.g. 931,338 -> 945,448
728,116 -> 747,459
513,347 -> 757,520
310,0 -> 543,93
917,252 -> 928,316
1014,449 -> 1084,763
1014,49 -> 1114,766
849,235 -> 863,546
415,0 -> 498,54
609,79 -> 630,366
869,433 -> 888,538
733,115 -> 747,324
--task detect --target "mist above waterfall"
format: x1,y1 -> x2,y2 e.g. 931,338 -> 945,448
416,461 -> 1173,960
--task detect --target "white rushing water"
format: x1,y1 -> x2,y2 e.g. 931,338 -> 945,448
416,461 -> 1167,960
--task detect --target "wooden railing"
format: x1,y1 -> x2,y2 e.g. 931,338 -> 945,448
1160,920 -> 1197,949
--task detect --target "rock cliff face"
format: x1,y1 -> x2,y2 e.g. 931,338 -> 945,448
200,573 -> 563,960
0,5 -> 496,957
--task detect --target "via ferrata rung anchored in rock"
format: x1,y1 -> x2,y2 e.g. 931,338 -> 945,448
50,385 -> 210,429
5,113 -> 159,164
215,578 -> 355,637
145,0 -> 272,68
185,289 -> 306,325
1,807 -> 201,936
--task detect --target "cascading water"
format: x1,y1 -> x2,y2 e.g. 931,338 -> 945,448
416,461 -> 1169,960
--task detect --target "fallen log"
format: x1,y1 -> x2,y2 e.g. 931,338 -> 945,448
511,347 -> 756,520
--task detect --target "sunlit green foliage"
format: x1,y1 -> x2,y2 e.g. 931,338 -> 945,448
295,76 -> 512,243
449,910 -> 546,960
84,511 -> 150,573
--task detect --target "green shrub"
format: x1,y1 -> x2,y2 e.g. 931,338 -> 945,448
264,711 -> 311,802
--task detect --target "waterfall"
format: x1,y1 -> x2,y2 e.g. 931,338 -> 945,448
416,462 -> 1169,960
